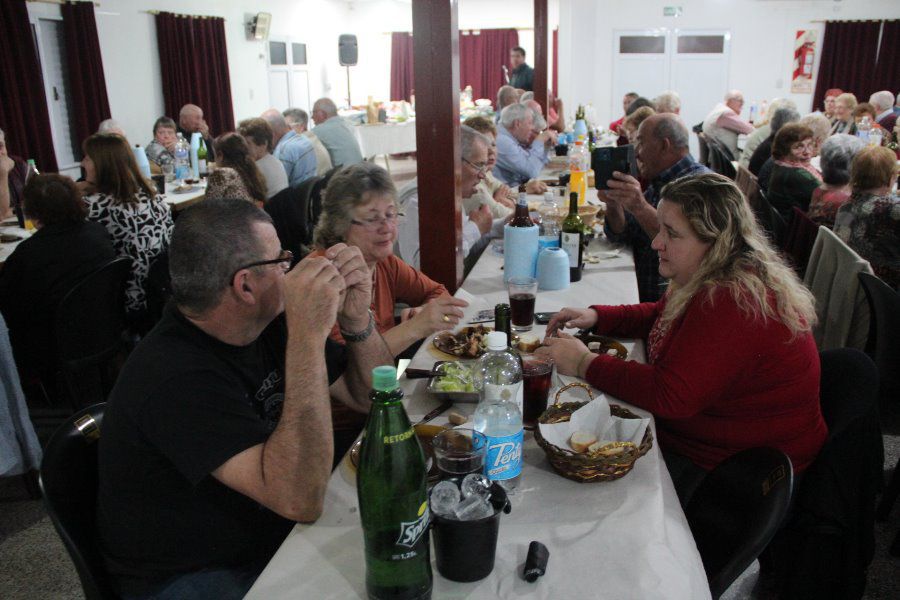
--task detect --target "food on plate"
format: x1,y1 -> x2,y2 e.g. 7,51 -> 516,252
569,431 -> 598,453
430,362 -> 477,393
517,334 -> 541,353
433,325 -> 492,358
588,441 -> 626,457
448,411 -> 468,425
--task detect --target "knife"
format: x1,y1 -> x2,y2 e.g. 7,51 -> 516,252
415,400 -> 454,426
404,368 -> 434,379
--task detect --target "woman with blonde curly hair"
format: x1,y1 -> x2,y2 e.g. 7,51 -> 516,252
537,173 -> 827,501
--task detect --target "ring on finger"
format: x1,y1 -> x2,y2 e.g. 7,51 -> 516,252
441,315 -> 450,323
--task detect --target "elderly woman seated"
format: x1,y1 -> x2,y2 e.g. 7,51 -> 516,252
536,173 -> 827,502
766,123 -> 823,220
799,113 -> 832,158
462,116 -> 515,218
834,146 -> 900,289
807,134 -> 865,227
313,162 -> 467,357
830,93 -> 858,135
749,106 -> 800,178
739,98 -> 796,170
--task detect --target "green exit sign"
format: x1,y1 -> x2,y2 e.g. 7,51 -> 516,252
664,6 -> 683,17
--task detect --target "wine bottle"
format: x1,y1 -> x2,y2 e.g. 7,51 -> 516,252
560,192 -> 584,282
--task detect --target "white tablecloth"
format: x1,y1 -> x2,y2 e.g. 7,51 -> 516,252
162,181 -> 206,212
245,238 -> 710,599
354,121 -> 417,157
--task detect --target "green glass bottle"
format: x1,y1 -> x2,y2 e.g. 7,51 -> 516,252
197,138 -> 208,177
357,366 -> 432,600
560,192 -> 584,282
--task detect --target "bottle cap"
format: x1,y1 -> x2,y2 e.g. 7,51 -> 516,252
485,331 -> 508,350
372,365 -> 398,391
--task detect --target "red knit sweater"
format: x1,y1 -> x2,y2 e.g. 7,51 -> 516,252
586,287 -> 827,472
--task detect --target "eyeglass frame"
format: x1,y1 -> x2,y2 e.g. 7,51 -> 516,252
462,157 -> 489,176
350,212 -> 399,230
229,249 -> 294,283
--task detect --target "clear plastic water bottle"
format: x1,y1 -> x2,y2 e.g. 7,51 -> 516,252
857,116 -> 872,145
538,191 -> 560,250
173,132 -> 190,182
473,331 -> 524,492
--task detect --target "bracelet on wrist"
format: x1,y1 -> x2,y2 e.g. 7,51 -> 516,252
340,310 -> 375,343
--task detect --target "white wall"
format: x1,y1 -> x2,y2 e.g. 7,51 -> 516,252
558,0 -> 900,127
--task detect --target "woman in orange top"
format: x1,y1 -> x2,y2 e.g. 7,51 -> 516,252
313,162 -> 468,357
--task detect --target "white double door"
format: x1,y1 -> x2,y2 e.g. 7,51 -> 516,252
267,38 -> 311,112
612,29 -> 731,158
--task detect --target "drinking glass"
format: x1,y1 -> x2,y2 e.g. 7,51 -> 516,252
162,163 -> 175,183
522,355 -> 554,430
507,277 -> 537,332
432,428 -> 487,484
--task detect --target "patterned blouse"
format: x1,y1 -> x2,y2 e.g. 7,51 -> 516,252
807,186 -> 851,228
205,167 -> 261,205
145,140 -> 174,167
833,191 -> 900,289
84,190 -> 174,313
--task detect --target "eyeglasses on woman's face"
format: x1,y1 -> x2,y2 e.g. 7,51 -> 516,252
350,211 -> 399,231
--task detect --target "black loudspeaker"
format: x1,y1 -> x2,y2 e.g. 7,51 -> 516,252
339,34 -> 358,66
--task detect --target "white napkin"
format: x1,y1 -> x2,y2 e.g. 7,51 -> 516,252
455,288 -> 491,328
539,392 -> 649,451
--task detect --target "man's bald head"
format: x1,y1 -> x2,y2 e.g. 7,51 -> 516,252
179,104 -> 204,132
634,113 -> 690,179
724,90 -> 745,114
312,98 -> 337,125
261,108 -> 290,141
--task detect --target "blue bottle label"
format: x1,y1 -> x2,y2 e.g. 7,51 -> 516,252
484,430 -> 523,481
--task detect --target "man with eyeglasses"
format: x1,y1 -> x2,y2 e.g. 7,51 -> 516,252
97,198 -> 392,599
701,90 -> 754,160
493,102 -> 553,187
397,126 -> 507,270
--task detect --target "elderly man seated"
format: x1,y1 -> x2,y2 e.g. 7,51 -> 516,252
311,98 -> 364,168
397,125 -> 505,270
702,90 -> 754,159
97,198 -> 392,599
493,102 -> 555,187
869,90 -> 898,132
261,109 -> 316,188
601,113 -> 711,302
495,85 -> 519,124
283,107 -> 333,176
177,103 -> 215,161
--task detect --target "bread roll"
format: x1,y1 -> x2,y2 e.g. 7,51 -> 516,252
569,431 -> 598,453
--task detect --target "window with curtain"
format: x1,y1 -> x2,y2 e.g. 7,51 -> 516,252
155,12 -> 235,136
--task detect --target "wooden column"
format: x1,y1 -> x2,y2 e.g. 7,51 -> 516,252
533,0 -> 549,115
412,0 -> 462,292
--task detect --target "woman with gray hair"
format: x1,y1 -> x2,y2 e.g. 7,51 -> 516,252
807,134 -> 865,227
312,162 -> 467,357
739,99 -> 797,170
748,106 -> 800,176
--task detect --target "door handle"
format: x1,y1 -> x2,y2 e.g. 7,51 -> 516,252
53,86 -> 59,101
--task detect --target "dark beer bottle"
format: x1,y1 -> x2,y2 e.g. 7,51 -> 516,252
510,185 -> 533,227
560,192 -> 584,282
357,366 -> 432,600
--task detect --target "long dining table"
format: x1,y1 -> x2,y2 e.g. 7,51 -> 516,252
245,229 -> 711,599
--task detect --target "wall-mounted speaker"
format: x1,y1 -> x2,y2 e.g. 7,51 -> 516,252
339,34 -> 358,66
251,13 -> 271,41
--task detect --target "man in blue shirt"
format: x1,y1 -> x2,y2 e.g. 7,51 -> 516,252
261,109 -> 316,188
493,103 -> 552,187
311,98 -> 364,169
601,113 -> 711,302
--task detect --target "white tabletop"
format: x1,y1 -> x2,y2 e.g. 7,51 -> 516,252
162,180 -> 206,212
246,237 -> 710,599
354,121 -> 418,157
0,224 -> 31,266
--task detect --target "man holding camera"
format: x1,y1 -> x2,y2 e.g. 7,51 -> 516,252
600,114 -> 710,302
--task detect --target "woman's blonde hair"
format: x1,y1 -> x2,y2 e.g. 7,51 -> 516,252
314,162 -> 397,248
850,145 -> 898,191
83,133 -> 156,203
658,173 -> 816,336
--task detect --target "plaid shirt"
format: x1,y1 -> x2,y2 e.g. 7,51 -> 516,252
605,155 -> 710,302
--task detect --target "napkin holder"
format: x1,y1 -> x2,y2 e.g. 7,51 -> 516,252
533,382 -> 654,483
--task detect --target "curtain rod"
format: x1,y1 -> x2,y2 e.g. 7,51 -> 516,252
142,10 -> 224,20
26,0 -> 100,6
809,18 -> 887,23
383,27 -> 537,35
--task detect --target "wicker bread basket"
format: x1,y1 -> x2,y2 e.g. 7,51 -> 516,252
534,382 -> 654,483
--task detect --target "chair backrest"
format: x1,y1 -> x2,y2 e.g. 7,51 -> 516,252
265,185 -> 310,262
686,447 -> 793,600
749,188 -> 787,247
818,348 -> 880,435
55,257 -> 132,372
696,130 -> 710,166
705,136 -> 737,179
144,249 -> 171,331
734,164 -> 757,199
39,403 -> 116,600
857,272 -> 900,404
781,207 -> 821,278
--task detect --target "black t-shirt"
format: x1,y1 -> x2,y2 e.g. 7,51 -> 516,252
96,305 -> 346,595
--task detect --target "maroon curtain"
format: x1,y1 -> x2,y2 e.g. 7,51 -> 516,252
155,13 -> 234,135
390,32 -> 415,102
874,20 -> 900,94
0,0 -> 58,172
61,1 -> 111,152
459,29 -> 518,100
813,21 -> 881,111
552,28 -> 558,97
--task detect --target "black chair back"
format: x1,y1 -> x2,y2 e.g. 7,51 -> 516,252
781,208 -> 821,279
857,272 -> 900,405
144,250 -> 171,331
705,136 -> 737,179
685,447 -> 793,600
55,257 -> 131,408
39,403 -> 116,600
696,129 -> 710,166
265,185 -> 310,262
749,188 -> 787,247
